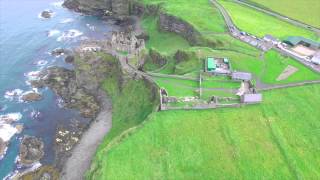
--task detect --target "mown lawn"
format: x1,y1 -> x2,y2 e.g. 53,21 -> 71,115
87,84 -> 320,179
246,0 -> 320,28
219,0 -> 319,41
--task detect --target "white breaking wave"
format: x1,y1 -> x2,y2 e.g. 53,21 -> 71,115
4,89 -> 24,101
57,29 -> 83,42
24,71 -> 40,80
0,112 -> 22,144
47,29 -> 61,37
35,60 -> 48,66
0,124 -> 18,142
60,18 -> 74,24
51,1 -> 64,8
0,112 -> 23,123
86,23 -> 96,31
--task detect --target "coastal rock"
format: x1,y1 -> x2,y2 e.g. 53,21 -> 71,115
15,124 -> 24,134
31,50 -> 116,118
21,92 -> 42,102
63,0 -> 130,17
19,166 -> 60,180
159,12 -> 202,45
31,66 -> 100,118
55,123 -> 84,153
19,136 -> 44,165
65,55 -> 75,63
51,48 -> 71,56
41,10 -> 53,19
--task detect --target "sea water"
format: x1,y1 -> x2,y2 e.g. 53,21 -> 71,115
0,0 -> 115,178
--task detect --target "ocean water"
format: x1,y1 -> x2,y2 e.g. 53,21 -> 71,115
0,0 -> 114,178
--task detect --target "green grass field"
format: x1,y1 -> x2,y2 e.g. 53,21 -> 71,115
260,51 -> 320,84
87,84 -> 320,179
219,0 -> 319,41
139,0 -> 226,33
141,16 -> 190,54
245,0 -> 320,28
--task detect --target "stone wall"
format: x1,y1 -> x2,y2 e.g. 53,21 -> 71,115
159,12 -> 202,45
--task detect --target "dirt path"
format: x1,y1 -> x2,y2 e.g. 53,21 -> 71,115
61,90 -> 112,180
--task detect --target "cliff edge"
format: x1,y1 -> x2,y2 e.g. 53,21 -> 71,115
63,0 -> 130,17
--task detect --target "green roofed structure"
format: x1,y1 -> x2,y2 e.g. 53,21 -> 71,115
207,57 -> 216,72
283,36 -> 320,49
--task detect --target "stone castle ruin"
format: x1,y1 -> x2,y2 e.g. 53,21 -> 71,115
110,31 -> 145,56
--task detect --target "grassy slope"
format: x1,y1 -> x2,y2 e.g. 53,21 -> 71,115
219,0 -> 319,41
89,84 -> 320,179
140,0 -> 226,33
86,54 -> 158,178
142,16 -> 190,54
246,0 -> 320,28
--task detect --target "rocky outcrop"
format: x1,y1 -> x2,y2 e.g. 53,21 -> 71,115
159,13 -> 202,45
30,51 -> 118,118
148,48 -> 167,67
51,48 -> 72,57
131,2 -> 161,16
21,92 -> 42,102
40,10 -> 53,19
30,66 -> 99,118
65,55 -> 75,63
19,136 -> 44,165
20,166 -> 60,180
63,0 -> 130,17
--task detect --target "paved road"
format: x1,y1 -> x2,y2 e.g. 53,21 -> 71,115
210,0 -> 236,31
234,0 -> 320,34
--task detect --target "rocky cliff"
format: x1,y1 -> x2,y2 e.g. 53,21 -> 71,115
63,0 -> 130,16
159,12 -> 202,45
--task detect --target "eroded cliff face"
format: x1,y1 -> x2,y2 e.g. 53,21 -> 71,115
159,12 -> 202,45
63,0 -> 130,16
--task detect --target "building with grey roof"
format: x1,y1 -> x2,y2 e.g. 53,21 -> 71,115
241,94 -> 262,104
232,72 -> 252,81
311,52 -> 320,65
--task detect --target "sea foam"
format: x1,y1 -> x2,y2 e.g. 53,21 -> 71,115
47,29 -> 61,37
4,89 -> 24,101
57,29 -> 83,42
60,18 -> 74,24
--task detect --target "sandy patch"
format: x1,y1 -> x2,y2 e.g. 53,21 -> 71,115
276,65 -> 298,81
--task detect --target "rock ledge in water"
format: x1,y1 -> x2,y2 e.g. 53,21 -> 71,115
41,10 -> 53,19
19,136 -> 44,165
21,92 -> 42,102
